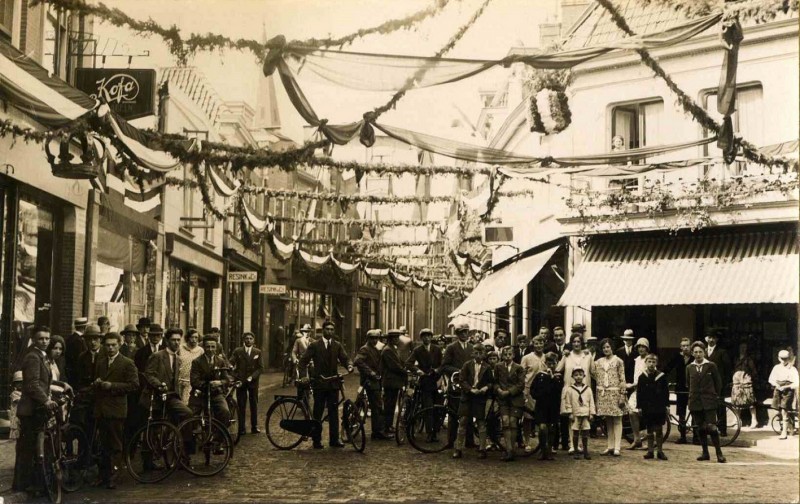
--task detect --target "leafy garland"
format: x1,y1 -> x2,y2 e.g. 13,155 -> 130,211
270,216 -> 446,227
596,0 -> 795,172
297,238 -> 446,247
564,173 -> 799,236
636,0 -> 798,23
31,0 -> 456,65
523,54 -> 574,135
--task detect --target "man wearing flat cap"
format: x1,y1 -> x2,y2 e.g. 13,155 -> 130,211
440,323 -> 474,446
354,329 -> 388,439
65,317 -> 89,387
189,335 -> 233,426
381,329 -> 406,435
406,328 -> 442,442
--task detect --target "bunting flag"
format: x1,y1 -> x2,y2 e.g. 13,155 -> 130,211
243,200 -> 268,232
208,165 -> 241,197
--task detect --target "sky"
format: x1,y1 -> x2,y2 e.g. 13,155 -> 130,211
93,0 -> 558,140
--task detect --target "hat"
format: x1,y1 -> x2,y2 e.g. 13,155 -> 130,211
493,329 -> 508,337
121,324 -> 139,335
300,323 -> 312,333
74,317 -> 88,327
83,324 -> 102,338
13,370 -> 22,382
636,337 -> 650,349
779,350 -> 790,360
571,323 -> 586,333
137,317 -> 151,328
419,328 -> 433,336
399,326 -> 407,333
621,329 -> 634,340
585,335 -> 597,342
387,328 -> 402,337
366,329 -> 381,338
148,324 -> 164,335
454,323 -> 470,332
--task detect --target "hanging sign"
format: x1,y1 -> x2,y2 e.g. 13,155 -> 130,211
228,271 -> 258,282
259,284 -> 287,295
75,68 -> 156,120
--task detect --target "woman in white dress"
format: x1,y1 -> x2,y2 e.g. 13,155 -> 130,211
179,328 -> 204,404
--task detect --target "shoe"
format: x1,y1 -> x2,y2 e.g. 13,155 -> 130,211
523,445 -> 533,454
719,431 -> 728,437
568,448 -> 575,455
627,441 -> 643,450
612,450 -> 621,457
251,428 -> 262,434
600,449 -> 612,456
329,441 -> 346,448
238,430 -> 247,437
572,452 -> 581,460
675,438 -> 687,445
643,452 -> 654,459
386,427 -> 396,434
105,480 -> 117,490
313,442 -> 324,449
716,455 -> 727,463
697,453 -> 710,461
657,451 -> 668,461
779,435 -> 788,440
452,449 -> 463,459
501,452 -> 515,462
478,450 -> 487,459
583,451 -> 591,460
371,433 -> 391,441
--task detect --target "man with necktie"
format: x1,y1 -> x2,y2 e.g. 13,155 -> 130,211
354,329 -> 388,440
189,336 -> 233,425
65,317 -> 88,388
141,327 -> 192,434
406,328 -> 443,442
230,332 -> 263,434
74,324 -> 103,437
440,323 -> 473,447
381,329 -> 406,435
616,329 -> 638,387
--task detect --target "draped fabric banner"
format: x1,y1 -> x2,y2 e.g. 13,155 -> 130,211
104,109 -> 191,172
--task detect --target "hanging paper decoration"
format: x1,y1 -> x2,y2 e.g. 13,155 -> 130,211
524,65 -> 573,136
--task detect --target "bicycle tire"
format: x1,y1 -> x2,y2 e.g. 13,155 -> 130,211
343,400 -> 366,453
178,417 -> 233,477
407,405 -> 452,454
720,403 -> 741,447
42,432 -> 62,504
125,421 -> 180,484
227,398 -> 242,446
771,413 -> 781,434
60,424 -> 87,492
265,397 -> 309,450
622,408 -> 672,444
395,396 -> 410,445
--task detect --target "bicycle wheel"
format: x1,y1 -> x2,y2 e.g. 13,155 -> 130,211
60,424 -> 87,492
720,403 -> 741,447
343,400 -> 366,453
125,421 -> 180,484
408,405 -> 451,454
178,418 -> 233,477
771,413 -> 782,434
265,397 -> 309,450
42,432 -> 62,504
395,396 -> 411,445
226,398 -> 242,446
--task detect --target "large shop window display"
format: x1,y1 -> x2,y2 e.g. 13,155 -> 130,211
94,226 -> 148,331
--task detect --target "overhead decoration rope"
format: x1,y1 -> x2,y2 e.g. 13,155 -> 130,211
31,0 -> 456,64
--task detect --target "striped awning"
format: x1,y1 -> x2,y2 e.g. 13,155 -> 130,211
558,229 -> 799,306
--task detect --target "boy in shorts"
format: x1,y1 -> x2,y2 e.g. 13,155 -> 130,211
562,367 -> 595,459
453,344 -> 493,459
495,346 -> 526,462
637,354 -> 669,460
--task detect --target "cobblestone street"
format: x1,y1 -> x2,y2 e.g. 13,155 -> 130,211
1,373 -> 798,503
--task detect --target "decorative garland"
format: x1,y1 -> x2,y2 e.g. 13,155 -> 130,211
636,0 -> 798,23
523,58 -> 574,135
297,238 -> 447,247
596,0 -> 796,172
270,216 -> 446,227
31,0 -> 455,64
565,172 -> 799,236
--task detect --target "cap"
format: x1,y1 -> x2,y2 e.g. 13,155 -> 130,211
74,317 -> 88,326
571,323 -> 586,333
300,323 -> 312,333
636,337 -> 650,349
419,328 -> 433,337
493,329 -> 508,337
779,350 -> 790,360
585,335 -> 597,342
83,324 -> 102,338
399,326 -> 407,333
137,317 -> 151,328
366,329 -> 381,338
454,323 -> 470,332
121,324 -> 139,335
149,324 -> 164,335
387,328 -> 402,337
621,329 -> 634,339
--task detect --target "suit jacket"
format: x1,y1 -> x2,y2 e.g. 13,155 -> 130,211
119,342 -> 138,359
298,338 -> 352,390
637,370 -> 669,416
458,359 -> 494,404
544,342 -> 570,359
76,350 -> 100,391
707,346 -> 732,386
616,345 -> 637,384
494,362 -> 527,408
93,354 -> 139,418
686,361 -> 722,411
406,344 -> 443,392
190,354 -> 233,398
291,335 -> 311,363
64,332 -> 87,386
141,349 -> 181,405
135,343 -> 162,374
18,348 -> 52,417
380,345 -> 406,390
354,344 -> 382,390
664,353 -> 691,392
439,340 -> 472,378
231,346 -> 262,384
514,345 -> 532,364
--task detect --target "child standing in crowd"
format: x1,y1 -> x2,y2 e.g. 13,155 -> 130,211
562,368 -> 595,459
531,352 -> 563,461
495,346 -> 526,462
453,344 -> 493,459
637,354 -> 669,460
768,349 -> 799,439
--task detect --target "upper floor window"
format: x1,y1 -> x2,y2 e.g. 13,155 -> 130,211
611,99 -> 664,151
0,0 -> 13,38
701,83 -> 763,169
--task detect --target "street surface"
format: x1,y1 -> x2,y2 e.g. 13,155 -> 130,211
1,372 -> 797,503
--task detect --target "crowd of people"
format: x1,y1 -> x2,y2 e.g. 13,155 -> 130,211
10,317 -> 263,497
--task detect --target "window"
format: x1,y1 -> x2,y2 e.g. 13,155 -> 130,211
182,164 -> 195,219
0,0 -> 13,37
702,83 -> 763,173
611,99 -> 664,151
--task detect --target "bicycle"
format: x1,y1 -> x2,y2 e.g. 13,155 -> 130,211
59,419 -> 100,492
665,384 -> 741,447
222,380 -> 243,446
771,408 -> 798,435
38,393 -> 71,503
177,382 -> 234,477
395,372 -> 423,445
282,353 -> 295,387
125,391 -> 182,484
265,374 -> 365,452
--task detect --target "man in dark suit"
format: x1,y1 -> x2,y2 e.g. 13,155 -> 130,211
135,317 -> 151,352
13,326 -> 56,495
354,329 -> 388,439
544,326 -> 570,357
73,324 -> 103,437
65,317 -> 88,387
664,337 -> 693,443
705,329 -> 732,436
453,343 -> 494,459
189,336 -> 233,425
381,329 -> 406,435
406,328 -> 442,442
119,324 -> 140,359
687,341 -> 726,463
495,346 -> 527,461
134,324 -> 164,375
615,329 -> 637,386
93,332 -> 139,489
513,334 -> 531,364
230,332 -> 262,435
297,320 -> 353,449
141,327 -> 192,430
439,323 -> 473,446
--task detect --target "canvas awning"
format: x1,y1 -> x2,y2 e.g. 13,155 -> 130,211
558,229 -> 799,306
450,246 -> 559,318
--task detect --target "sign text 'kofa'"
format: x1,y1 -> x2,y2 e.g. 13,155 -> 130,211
75,68 -> 156,120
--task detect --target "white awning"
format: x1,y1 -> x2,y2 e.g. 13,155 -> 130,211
449,246 -> 559,318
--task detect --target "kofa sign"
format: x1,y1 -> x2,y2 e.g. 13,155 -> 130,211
75,68 -> 156,120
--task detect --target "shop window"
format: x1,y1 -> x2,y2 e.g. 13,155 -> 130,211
16,196 -> 55,328
94,227 -> 148,330
0,0 -> 13,38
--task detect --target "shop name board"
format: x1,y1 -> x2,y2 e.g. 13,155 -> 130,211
228,271 -> 258,282
259,284 -> 287,295
75,68 -> 156,120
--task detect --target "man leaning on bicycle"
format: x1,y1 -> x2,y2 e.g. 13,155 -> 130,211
189,335 -> 234,425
